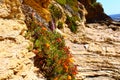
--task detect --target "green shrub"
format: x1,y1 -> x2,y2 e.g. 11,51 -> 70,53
53,0 -> 80,32
66,15 -> 78,33
26,18 -> 77,80
91,0 -> 96,4
56,0 -> 66,5
91,2 -> 102,8
57,21 -> 63,29
66,0 -> 79,12
49,4 -> 62,20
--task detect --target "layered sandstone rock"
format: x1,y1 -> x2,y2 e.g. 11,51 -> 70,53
65,22 -> 120,80
0,0 -> 45,80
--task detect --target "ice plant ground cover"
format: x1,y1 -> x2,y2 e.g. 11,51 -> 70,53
26,18 -> 77,80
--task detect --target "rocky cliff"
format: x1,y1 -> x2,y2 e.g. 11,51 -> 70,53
65,23 -> 120,80
0,0 -> 120,80
78,0 -> 112,23
0,0 -> 45,79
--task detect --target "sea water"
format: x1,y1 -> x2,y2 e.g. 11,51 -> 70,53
109,14 -> 120,22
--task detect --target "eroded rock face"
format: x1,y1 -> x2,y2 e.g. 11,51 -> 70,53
0,0 -> 45,80
65,23 -> 120,80
0,0 -> 24,20
22,0 -> 51,22
78,0 -> 112,23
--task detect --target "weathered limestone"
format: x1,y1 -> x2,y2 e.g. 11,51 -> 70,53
65,23 -> 120,80
0,0 -> 45,80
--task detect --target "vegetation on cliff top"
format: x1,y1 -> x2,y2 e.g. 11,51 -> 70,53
79,0 -> 111,22
51,0 -> 80,33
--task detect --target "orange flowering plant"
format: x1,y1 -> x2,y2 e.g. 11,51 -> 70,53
26,19 -> 77,80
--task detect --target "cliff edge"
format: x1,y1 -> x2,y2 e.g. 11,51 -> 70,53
78,0 -> 112,23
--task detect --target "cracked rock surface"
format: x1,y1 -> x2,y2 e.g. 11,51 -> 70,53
0,0 -> 45,80
65,23 -> 120,80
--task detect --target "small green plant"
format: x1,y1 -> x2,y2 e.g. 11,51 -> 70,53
50,0 -> 80,32
50,4 -> 62,20
91,2 -> 100,7
56,0 -> 66,5
91,0 -> 97,4
66,15 -> 78,33
57,21 -> 63,29
66,0 -> 78,12
26,18 -> 77,80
